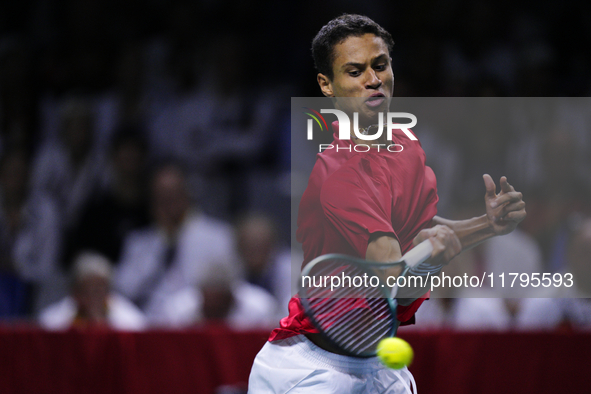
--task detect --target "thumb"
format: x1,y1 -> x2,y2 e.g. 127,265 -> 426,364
483,174 -> 497,198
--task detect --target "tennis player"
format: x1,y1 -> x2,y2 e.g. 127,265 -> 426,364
248,14 -> 526,393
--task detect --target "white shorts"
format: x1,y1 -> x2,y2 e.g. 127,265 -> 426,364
248,335 -> 416,394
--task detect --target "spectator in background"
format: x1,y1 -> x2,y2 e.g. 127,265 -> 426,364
30,97 -> 108,228
148,264 -> 278,330
517,216 -> 591,331
525,127 -> 591,272
39,252 -> 146,331
63,126 -> 150,266
236,213 -> 293,312
0,148 -> 61,316
114,162 -> 238,324
445,225 -> 543,331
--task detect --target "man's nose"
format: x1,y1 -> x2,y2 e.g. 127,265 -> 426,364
365,69 -> 382,89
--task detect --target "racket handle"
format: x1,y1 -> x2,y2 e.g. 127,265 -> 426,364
403,240 -> 433,268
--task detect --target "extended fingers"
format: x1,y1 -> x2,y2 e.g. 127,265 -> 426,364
501,210 -> 527,221
498,200 -> 527,221
493,191 -> 523,207
500,176 -> 515,193
499,200 -> 526,214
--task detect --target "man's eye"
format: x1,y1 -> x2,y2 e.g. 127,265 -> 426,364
348,70 -> 361,77
374,64 -> 387,71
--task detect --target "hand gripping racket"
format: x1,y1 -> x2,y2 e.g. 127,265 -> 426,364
299,240 -> 434,357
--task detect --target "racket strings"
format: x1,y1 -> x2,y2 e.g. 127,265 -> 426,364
306,297 -> 394,355
301,259 -> 397,356
323,299 -> 390,337
334,305 -> 393,353
330,300 -> 394,355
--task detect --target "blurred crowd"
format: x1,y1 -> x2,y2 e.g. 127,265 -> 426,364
1,0 -> 590,331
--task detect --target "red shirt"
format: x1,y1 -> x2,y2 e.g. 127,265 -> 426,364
270,122 -> 438,341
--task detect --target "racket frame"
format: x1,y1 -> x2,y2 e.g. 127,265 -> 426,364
298,240 -> 433,357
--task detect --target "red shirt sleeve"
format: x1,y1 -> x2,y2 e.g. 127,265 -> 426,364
397,291 -> 430,325
268,296 -> 318,341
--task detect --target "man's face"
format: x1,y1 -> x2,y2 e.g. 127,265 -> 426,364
318,33 -> 394,123
151,168 -> 190,231
74,275 -> 109,321
237,220 -> 275,274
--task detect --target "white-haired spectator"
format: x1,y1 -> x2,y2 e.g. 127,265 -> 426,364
147,263 -> 278,330
38,252 -> 146,331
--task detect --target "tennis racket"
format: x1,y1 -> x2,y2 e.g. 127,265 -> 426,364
299,240 -> 434,357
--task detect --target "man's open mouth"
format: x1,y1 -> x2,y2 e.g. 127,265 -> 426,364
365,94 -> 385,107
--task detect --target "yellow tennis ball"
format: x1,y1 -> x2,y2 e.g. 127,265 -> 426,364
377,337 -> 414,369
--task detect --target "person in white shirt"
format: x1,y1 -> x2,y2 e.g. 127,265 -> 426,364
30,99 -> 108,228
0,148 -> 62,315
517,216 -> 591,331
403,228 -> 543,332
235,213 -> 294,316
113,163 -> 239,324
148,263 -> 278,330
39,252 -> 146,331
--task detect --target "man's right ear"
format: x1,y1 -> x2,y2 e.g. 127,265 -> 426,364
317,73 -> 334,97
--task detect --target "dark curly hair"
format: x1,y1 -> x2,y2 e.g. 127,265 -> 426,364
312,14 -> 394,80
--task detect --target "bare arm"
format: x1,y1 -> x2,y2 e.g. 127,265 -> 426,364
366,227 -> 461,304
366,235 -> 402,262
366,235 -> 404,278
366,235 -> 415,304
430,214 -> 494,251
